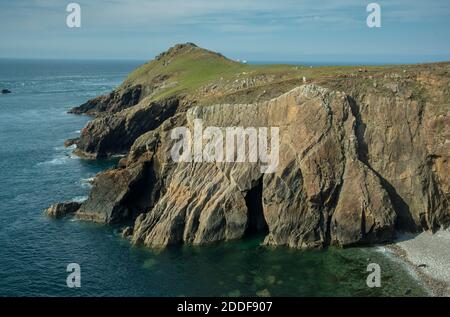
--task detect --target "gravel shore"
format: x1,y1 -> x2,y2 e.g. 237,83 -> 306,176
386,230 -> 450,297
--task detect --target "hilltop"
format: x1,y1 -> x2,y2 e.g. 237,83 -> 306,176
69,42 -> 401,116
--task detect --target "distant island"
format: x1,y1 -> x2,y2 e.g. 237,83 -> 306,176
47,43 -> 449,251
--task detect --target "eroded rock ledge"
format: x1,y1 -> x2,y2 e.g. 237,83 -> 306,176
69,85 -> 142,115
73,96 -> 180,158
61,84 -> 449,250
45,202 -> 81,218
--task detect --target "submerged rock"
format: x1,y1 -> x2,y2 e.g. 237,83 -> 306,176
64,138 -> 78,148
121,226 -> 134,238
45,202 -> 81,218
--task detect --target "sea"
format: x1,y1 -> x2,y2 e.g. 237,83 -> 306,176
0,59 -> 427,296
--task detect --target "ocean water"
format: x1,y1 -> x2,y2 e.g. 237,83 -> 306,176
0,59 -> 427,297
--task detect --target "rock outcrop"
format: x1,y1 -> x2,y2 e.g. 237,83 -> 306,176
73,97 -> 180,158
69,85 -> 142,115
130,85 -> 399,248
322,69 -> 450,233
121,226 -> 134,238
53,44 -> 449,251
45,202 -> 81,218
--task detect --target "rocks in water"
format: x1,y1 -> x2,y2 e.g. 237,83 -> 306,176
256,289 -> 271,297
1,89 -> 11,94
121,226 -> 134,238
64,138 -> 78,148
75,164 -> 148,223
45,202 -> 81,218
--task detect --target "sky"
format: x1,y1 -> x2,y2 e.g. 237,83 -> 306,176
1,0 -> 450,63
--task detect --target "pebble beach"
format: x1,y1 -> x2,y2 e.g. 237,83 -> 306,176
387,230 -> 450,297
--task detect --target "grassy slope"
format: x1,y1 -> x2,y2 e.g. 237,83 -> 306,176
122,45 -> 249,100
118,44 -> 449,108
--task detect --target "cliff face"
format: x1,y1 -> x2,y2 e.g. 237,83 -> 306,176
131,85 -> 398,248
69,85 -> 142,115
53,44 -> 449,250
74,97 -> 180,158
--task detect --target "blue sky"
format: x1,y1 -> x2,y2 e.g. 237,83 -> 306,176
1,0 -> 450,63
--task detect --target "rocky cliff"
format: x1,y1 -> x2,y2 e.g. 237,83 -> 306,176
49,43 -> 449,250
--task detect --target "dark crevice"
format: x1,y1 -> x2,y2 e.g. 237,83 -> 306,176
347,95 -> 418,232
244,178 -> 268,236
378,175 -> 418,232
118,161 -> 160,224
361,207 -> 367,240
322,183 -> 344,247
347,96 -> 369,162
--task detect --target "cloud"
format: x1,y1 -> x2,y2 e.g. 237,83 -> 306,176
0,0 -> 449,59
2,0 -> 449,33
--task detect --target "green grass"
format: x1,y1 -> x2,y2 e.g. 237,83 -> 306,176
119,44 -> 450,106
122,46 -> 250,99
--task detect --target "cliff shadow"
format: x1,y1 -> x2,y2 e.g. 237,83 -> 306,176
347,95 -> 418,233
244,178 -> 268,236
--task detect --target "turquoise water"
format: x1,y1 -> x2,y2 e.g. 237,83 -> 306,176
0,59 -> 426,296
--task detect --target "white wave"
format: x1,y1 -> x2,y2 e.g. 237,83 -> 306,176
374,246 -> 390,254
37,156 -> 69,166
71,196 -> 88,203
80,183 -> 92,189
81,177 -> 95,183
37,151 -> 79,166
69,154 -> 80,160
53,142 -> 76,155
80,177 -> 95,189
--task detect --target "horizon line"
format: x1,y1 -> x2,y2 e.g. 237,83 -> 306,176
1,55 -> 450,67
